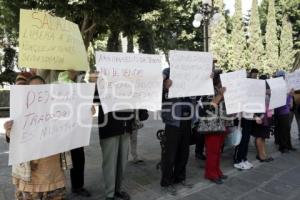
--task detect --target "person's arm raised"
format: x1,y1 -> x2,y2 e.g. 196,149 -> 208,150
211,87 -> 226,107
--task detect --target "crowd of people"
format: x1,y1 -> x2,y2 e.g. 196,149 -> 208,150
3,66 -> 299,200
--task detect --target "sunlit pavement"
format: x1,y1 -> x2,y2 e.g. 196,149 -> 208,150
1,113 -> 300,200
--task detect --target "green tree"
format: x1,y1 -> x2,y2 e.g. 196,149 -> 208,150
259,0 -> 300,49
0,44 -> 17,85
279,16 -> 295,71
264,0 -> 279,73
142,0 -> 203,61
248,0 -> 265,71
229,0 -> 248,70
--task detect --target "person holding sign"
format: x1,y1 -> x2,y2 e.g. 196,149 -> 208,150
94,83 -> 148,200
233,68 -> 259,170
6,76 -> 68,200
57,70 -> 92,197
274,71 -> 296,153
196,71 -> 232,184
160,68 -> 194,195
4,72 -> 33,143
252,75 -> 274,162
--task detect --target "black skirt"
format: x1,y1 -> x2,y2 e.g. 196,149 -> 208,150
252,123 -> 270,139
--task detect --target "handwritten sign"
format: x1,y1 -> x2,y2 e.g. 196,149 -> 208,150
18,9 -> 89,71
267,77 -> 287,109
221,70 -> 265,114
168,50 -> 214,98
9,83 -> 95,165
221,70 -> 247,114
96,52 -> 163,114
286,70 -> 300,91
242,79 -> 266,113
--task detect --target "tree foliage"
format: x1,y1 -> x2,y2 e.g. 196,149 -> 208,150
210,11 -> 231,70
229,0 -> 248,70
279,16 -> 295,71
248,0 -> 265,71
0,0 -> 299,76
259,0 -> 300,49
264,0 -> 279,72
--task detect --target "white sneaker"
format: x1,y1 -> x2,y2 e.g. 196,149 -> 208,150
233,162 -> 251,170
243,160 -> 253,169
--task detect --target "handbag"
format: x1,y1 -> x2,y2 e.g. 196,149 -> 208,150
196,104 -> 227,134
196,115 -> 226,134
225,118 -> 242,146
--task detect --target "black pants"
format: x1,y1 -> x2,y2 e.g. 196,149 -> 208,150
195,134 -> 205,155
160,120 -> 191,187
70,147 -> 85,190
277,114 -> 292,150
234,119 -> 253,163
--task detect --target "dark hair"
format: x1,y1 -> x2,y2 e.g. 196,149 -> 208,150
250,68 -> 259,74
259,74 -> 268,80
27,75 -> 46,84
213,69 -> 222,86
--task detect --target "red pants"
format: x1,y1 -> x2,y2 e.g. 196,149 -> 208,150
204,134 -> 226,179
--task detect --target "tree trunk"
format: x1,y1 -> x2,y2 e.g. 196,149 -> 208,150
127,33 -> 134,53
107,29 -> 122,52
138,24 -> 155,54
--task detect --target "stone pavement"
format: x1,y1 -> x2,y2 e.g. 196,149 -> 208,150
1,113 -> 300,200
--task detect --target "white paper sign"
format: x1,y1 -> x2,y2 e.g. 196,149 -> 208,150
168,50 -> 214,98
286,70 -> 300,91
221,70 -> 247,114
242,79 -> 266,113
96,52 -> 163,114
267,77 -> 287,109
9,83 -> 95,165
221,70 -> 266,114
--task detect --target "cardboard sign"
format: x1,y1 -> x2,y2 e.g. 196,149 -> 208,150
168,50 -> 214,98
18,9 -> 89,70
9,83 -> 95,165
267,77 -> 287,109
221,70 -> 247,114
96,52 -> 163,114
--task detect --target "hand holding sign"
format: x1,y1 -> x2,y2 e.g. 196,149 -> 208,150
163,79 -> 173,89
9,83 -> 95,165
4,120 -> 13,139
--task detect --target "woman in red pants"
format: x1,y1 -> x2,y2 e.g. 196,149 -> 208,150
197,71 -> 232,184
205,131 -> 228,184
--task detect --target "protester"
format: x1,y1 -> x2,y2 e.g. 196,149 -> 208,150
197,71 -> 231,184
274,70 -> 296,153
252,75 -> 274,162
5,76 -> 69,200
233,68 -> 259,170
4,72 -> 33,143
194,134 -> 206,160
57,70 -> 91,197
36,69 -> 61,84
93,74 -> 149,200
160,68 -> 194,196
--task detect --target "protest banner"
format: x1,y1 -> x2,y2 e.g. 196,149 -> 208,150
267,77 -> 287,109
242,79 -> 266,113
286,70 -> 300,91
220,69 -> 247,114
18,9 -> 89,70
96,52 -> 163,114
168,50 -> 214,98
9,83 -> 95,165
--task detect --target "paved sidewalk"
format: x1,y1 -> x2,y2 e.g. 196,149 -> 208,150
1,113 -> 300,200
